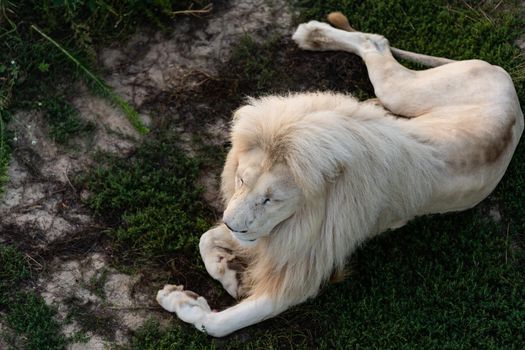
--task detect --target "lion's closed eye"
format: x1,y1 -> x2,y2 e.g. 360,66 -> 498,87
235,176 -> 245,188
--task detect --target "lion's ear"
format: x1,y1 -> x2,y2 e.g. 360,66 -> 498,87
220,147 -> 239,205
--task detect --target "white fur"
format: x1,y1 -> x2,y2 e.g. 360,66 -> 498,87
158,20 -> 523,337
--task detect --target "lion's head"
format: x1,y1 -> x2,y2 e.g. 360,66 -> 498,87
219,93 -> 363,245
222,147 -> 303,243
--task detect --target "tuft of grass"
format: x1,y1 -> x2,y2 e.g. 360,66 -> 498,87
230,35 -> 284,91
83,136 -> 212,262
84,268 -> 109,300
222,33 -> 374,102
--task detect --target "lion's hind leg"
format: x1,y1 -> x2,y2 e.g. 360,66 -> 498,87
292,18 -> 464,118
199,225 -> 246,298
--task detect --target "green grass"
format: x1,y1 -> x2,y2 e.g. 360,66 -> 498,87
312,212 -> 524,349
1,0 -> 206,109
84,136 -> 212,263
0,245 -> 67,350
0,0 -> 211,186
5,293 -> 67,350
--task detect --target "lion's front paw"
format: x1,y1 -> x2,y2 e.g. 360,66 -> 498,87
156,285 -> 211,326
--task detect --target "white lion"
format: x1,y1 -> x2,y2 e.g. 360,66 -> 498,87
157,13 -> 523,336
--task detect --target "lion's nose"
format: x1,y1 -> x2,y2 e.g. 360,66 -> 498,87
224,221 -> 248,233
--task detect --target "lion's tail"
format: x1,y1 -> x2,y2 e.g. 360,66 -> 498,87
327,12 -> 456,68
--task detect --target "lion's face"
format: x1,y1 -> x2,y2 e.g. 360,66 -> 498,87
223,148 -> 303,244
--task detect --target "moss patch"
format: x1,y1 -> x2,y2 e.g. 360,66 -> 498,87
0,245 -> 67,349
4,292 -> 67,350
84,136 -> 212,263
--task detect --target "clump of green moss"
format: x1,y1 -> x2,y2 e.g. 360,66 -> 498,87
0,245 -> 67,349
5,292 -> 67,350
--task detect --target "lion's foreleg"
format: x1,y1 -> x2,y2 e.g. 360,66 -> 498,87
157,285 -> 281,337
199,225 -> 245,298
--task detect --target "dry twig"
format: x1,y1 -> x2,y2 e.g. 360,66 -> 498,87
172,3 -> 212,17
